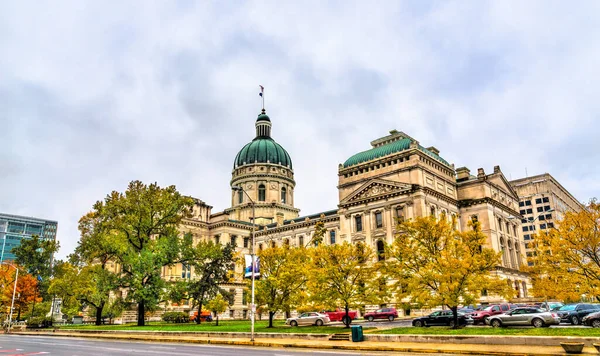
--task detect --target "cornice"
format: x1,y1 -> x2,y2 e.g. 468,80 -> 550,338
231,173 -> 296,186
254,215 -> 340,236
419,186 -> 458,206
458,197 -> 522,218
223,203 -> 300,215
339,184 -> 418,208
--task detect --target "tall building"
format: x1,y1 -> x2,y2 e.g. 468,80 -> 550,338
155,109 -> 532,323
510,173 -> 584,266
0,213 -> 58,262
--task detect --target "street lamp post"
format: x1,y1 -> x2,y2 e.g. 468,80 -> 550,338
1,262 -> 19,333
232,185 -> 256,342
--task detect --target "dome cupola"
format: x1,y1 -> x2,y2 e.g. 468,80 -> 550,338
233,109 -> 292,169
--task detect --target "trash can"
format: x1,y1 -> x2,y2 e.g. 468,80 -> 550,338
351,325 -> 363,342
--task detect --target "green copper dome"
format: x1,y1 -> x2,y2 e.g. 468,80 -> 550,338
343,137 -> 449,168
233,110 -> 292,169
234,138 -> 292,168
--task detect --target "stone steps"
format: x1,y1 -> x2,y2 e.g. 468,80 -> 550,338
329,333 -> 350,341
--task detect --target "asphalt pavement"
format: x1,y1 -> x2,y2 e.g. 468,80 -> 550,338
0,335 -> 460,356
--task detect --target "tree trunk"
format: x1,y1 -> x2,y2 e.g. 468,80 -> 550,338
216,313 -> 219,326
196,299 -> 204,324
31,298 -> 37,319
95,302 -> 105,326
344,304 -> 350,328
17,307 -> 21,321
268,311 -> 275,328
137,300 -> 145,326
451,305 -> 459,329
285,310 -> 291,319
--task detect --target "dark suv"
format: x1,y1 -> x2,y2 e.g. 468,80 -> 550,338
364,308 -> 398,321
556,303 -> 600,325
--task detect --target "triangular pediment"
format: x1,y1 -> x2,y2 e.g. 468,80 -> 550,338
489,172 -> 519,200
340,179 -> 413,206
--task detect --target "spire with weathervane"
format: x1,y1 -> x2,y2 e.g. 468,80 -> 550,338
255,85 -> 271,138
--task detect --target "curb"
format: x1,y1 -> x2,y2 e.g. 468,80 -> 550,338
12,332 -> 589,356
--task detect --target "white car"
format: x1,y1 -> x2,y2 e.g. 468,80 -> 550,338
285,312 -> 331,327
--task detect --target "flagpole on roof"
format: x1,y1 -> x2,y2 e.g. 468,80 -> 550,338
259,85 -> 265,111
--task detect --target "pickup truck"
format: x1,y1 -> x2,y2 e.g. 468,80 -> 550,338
324,309 -> 358,325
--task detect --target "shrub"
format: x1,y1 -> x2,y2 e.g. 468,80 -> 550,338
161,311 -> 189,323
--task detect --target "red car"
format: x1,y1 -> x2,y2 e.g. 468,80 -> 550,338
364,307 -> 398,322
324,308 -> 358,325
470,304 -> 511,325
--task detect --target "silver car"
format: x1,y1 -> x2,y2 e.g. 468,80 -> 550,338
486,307 -> 560,328
286,312 -> 331,327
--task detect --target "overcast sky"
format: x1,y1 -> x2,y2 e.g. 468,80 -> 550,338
2,1 -> 599,259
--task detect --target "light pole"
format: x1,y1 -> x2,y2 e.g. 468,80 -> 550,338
232,185 -> 256,342
1,262 -> 19,333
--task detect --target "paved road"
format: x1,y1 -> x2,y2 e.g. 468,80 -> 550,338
0,335 -> 458,356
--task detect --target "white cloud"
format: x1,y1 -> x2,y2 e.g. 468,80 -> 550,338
1,1 -> 598,258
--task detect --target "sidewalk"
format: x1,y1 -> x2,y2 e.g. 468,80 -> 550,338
14,330 -> 600,355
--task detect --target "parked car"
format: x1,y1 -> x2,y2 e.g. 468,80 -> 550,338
286,312 -> 330,327
539,302 -> 564,311
189,310 -> 213,322
364,307 -> 398,322
323,308 -> 358,325
556,304 -> 600,325
470,304 -> 511,325
458,307 -> 475,315
582,311 -> 600,327
486,308 -> 560,328
412,310 -> 472,327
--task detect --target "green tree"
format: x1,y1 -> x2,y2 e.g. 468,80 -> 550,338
90,180 -> 195,326
205,293 -> 229,326
308,220 -> 327,246
13,234 -> 59,299
529,200 -> 600,303
388,216 -> 512,328
184,241 -> 236,324
66,211 -> 123,325
256,245 -> 308,327
308,242 -> 381,328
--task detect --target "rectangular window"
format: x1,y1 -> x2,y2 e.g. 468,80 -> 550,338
215,235 -> 220,244
526,209 -> 533,214
521,219 -> 528,223
543,197 -> 549,203
329,230 -> 336,244
230,235 -> 237,246
535,198 -> 542,204
544,205 -> 551,211
520,210 -> 526,215
530,225 -> 536,231
355,216 -> 363,232
525,200 -> 532,206
395,206 -> 405,222
540,223 -> 547,229
548,222 -> 554,228
519,201 -> 525,207
243,237 -> 249,248
537,207 -> 544,212
524,234 -> 531,240
375,212 -> 383,228
546,214 -> 553,220
523,226 -> 528,232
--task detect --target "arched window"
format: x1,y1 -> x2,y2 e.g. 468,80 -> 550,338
271,240 -> 276,248
498,218 -> 503,231
259,243 -> 263,251
430,206 -> 436,217
238,189 -> 244,204
377,240 -> 385,261
283,238 -> 290,246
258,184 -> 266,201
298,235 -> 304,247
281,187 -> 287,204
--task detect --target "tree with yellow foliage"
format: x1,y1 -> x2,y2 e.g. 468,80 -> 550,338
387,216 -> 512,328
529,200 -> 600,305
255,245 -> 309,327
308,242 -> 384,328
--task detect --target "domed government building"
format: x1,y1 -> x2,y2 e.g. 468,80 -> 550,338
141,105 -> 569,322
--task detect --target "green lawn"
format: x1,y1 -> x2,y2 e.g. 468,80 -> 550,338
59,320 -> 361,334
372,326 -> 600,337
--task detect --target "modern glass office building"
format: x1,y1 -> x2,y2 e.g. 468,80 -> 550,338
0,213 -> 58,262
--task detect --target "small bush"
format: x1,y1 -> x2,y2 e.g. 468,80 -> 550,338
161,312 -> 189,323
26,317 -> 53,328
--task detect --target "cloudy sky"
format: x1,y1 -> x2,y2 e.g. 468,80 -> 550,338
2,1 -> 599,259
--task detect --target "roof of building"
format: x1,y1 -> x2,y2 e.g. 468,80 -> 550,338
234,137 -> 292,169
342,137 -> 449,168
256,113 -> 271,122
